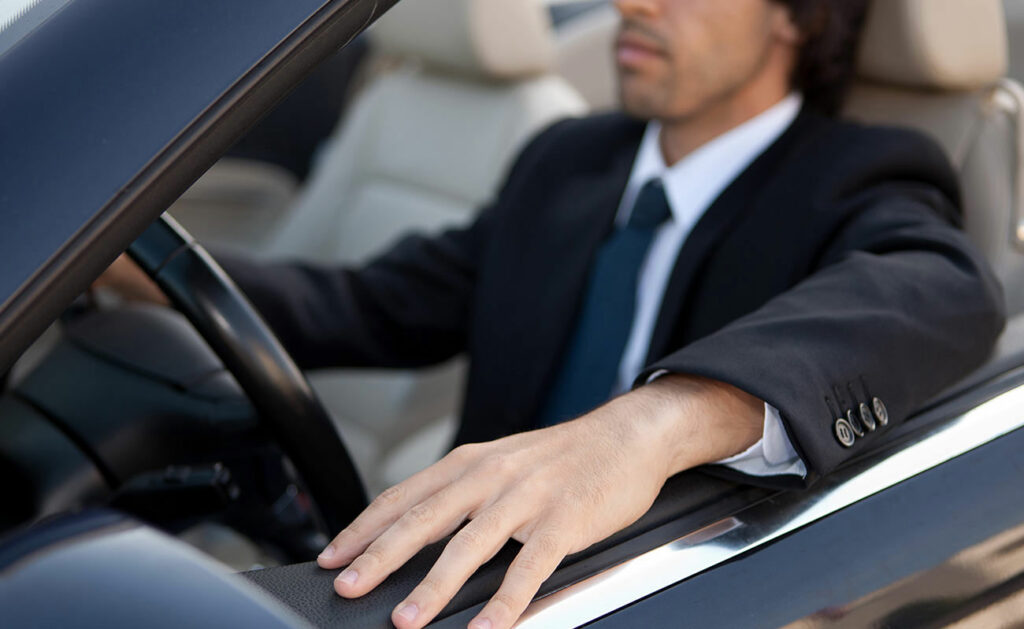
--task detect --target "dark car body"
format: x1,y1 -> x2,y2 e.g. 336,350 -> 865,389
2,0 -> 1024,627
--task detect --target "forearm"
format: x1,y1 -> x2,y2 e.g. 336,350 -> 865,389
588,374 -> 764,482
215,253 -> 368,369
641,205 -> 1004,479
216,235 -> 479,370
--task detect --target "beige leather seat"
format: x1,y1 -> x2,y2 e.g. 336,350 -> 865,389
845,0 -> 1024,314
167,159 -> 300,255
264,0 -> 587,493
1005,0 -> 1024,81
555,2 -> 618,111
554,0 -> 1024,313
266,1 -> 586,262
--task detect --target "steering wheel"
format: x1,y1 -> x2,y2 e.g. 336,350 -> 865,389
127,215 -> 367,535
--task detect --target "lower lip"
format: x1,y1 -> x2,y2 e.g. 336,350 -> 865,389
617,44 -> 663,67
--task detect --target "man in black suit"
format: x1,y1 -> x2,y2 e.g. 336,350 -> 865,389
100,0 -> 1004,627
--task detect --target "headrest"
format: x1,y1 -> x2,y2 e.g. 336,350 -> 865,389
370,0 -> 555,80
857,0 -> 1008,90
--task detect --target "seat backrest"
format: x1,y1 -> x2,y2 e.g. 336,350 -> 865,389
556,0 -> 1024,313
258,0 -> 587,494
265,0 -> 587,263
844,0 -> 1024,313
1007,0 -> 1024,81
554,2 -> 619,111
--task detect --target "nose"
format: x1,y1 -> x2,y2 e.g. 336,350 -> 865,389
614,0 -> 660,19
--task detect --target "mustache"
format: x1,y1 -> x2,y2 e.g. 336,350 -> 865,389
616,19 -> 669,54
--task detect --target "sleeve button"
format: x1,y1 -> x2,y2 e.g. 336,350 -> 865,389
859,402 -> 877,432
847,409 -> 865,437
872,397 -> 889,426
834,418 -> 856,447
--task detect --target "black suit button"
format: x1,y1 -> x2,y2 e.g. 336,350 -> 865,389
846,409 -> 865,437
859,402 -> 877,432
834,418 -> 856,447
872,397 -> 889,426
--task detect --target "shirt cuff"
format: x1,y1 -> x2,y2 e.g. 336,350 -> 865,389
714,403 -> 807,478
644,370 -> 807,478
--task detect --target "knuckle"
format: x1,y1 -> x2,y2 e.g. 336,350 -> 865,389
514,554 -> 543,577
476,453 -> 514,478
531,532 -> 563,558
373,484 -> 406,508
452,524 -> 488,553
403,502 -> 436,528
490,590 -> 522,614
517,479 -> 554,506
337,521 -> 369,545
473,503 -> 507,529
331,527 -> 355,544
512,533 -> 563,579
360,544 -> 388,566
448,443 -> 483,463
416,575 -> 446,596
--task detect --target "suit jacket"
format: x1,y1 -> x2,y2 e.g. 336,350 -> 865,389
219,109 -> 1006,487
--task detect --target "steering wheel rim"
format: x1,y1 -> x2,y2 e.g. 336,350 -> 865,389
127,214 -> 367,535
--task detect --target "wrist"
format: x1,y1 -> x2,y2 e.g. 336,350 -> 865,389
632,374 -> 764,478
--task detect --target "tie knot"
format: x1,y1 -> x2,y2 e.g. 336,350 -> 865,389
627,178 -> 671,229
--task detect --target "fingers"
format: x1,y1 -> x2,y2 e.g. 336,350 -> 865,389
92,254 -> 170,305
469,529 -> 567,629
317,482 -> 416,569
318,449 -> 474,569
390,503 -> 521,629
319,438 -> 577,629
332,483 -> 481,598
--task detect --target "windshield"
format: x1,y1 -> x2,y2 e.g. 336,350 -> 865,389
0,0 -> 71,57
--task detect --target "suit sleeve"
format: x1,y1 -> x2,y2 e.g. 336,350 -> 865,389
215,118 -> 573,371
639,139 -> 1006,485
217,214 -> 490,370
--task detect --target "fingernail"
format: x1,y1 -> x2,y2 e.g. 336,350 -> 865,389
319,545 -> 336,559
395,603 -> 419,622
469,617 -> 492,629
336,569 -> 359,586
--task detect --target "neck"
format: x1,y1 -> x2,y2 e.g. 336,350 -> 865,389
657,52 -> 794,166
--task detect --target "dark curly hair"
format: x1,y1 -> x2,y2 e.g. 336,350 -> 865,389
773,0 -> 871,115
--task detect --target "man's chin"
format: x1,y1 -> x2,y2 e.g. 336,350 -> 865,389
618,90 -> 662,121
617,74 -> 673,120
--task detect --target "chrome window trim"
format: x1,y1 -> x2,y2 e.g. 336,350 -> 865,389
515,381 -> 1024,628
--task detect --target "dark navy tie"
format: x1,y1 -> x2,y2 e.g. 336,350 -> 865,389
536,178 -> 673,427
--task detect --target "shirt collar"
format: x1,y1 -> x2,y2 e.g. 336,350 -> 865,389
618,93 -> 803,226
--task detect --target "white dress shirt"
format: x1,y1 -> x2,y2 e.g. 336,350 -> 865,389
612,93 -> 807,478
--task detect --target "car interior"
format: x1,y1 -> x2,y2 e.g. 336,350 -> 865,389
171,0 -> 594,496
4,0 -> 1024,619
170,0 -> 1024,499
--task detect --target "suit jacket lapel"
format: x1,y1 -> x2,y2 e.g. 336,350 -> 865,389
645,109 -> 818,364
502,145 -> 639,428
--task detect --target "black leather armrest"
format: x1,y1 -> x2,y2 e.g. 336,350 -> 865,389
242,472 -> 770,628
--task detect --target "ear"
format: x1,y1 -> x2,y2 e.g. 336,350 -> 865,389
769,3 -> 802,46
